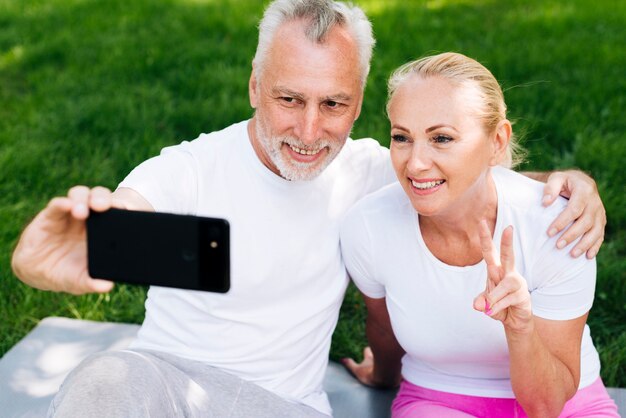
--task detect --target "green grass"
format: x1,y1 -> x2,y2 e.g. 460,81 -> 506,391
1,0 -> 625,387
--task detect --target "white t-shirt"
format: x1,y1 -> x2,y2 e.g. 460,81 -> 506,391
118,120 -> 396,415
340,165 -> 600,398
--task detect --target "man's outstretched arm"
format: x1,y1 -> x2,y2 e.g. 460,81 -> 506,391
11,186 -> 153,295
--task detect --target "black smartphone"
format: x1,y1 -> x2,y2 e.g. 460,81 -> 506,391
87,208 -> 230,293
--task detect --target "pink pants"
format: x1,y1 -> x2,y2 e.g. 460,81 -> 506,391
391,377 -> 619,418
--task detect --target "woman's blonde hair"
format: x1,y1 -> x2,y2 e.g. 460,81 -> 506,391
387,52 -> 525,168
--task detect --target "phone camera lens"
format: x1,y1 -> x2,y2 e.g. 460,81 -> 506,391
181,249 -> 197,262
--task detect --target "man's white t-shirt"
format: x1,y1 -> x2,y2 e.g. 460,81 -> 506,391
118,120 -> 396,415
340,165 -> 601,398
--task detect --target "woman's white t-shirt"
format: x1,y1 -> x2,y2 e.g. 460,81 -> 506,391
340,165 -> 600,398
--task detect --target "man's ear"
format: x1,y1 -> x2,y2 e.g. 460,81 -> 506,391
354,91 -> 364,121
249,65 -> 258,109
491,119 -> 512,166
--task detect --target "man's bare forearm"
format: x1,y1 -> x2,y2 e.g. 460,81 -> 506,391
521,171 -> 551,182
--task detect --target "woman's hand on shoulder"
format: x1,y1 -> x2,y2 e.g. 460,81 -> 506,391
474,221 -> 533,334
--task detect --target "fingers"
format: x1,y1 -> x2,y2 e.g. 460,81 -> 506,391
544,170 -> 595,203
479,220 -> 502,286
544,170 -> 606,258
473,292 -> 488,313
555,220 -> 590,258
67,186 -> 91,218
341,357 -> 360,373
566,219 -> 604,259
488,293 -> 531,323
542,172 -> 566,207
563,200 -> 606,258
67,185 -> 114,218
479,220 -> 498,266
340,346 -> 378,387
478,220 -> 496,264
363,346 -> 374,361
340,356 -> 371,386
57,261 -> 115,295
484,273 -> 528,316
63,265 -> 117,295
476,226 -> 521,317
499,226 -> 515,273
89,186 -> 114,212
546,199 -> 585,240
584,233 -> 604,260
553,207 -> 591,250
37,186 -> 114,227
544,170 -> 586,235
91,279 -> 115,293
43,197 -> 74,222
82,276 -> 115,294
549,205 -> 606,259
67,277 -> 115,295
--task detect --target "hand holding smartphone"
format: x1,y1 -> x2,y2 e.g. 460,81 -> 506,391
87,209 -> 230,292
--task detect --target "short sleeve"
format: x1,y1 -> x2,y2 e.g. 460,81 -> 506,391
358,139 -> 396,194
118,141 -> 198,215
339,207 -> 386,299
529,237 -> 596,320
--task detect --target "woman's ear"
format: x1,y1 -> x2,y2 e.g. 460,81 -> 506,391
490,120 -> 512,166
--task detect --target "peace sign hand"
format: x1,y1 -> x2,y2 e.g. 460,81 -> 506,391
473,220 -> 533,334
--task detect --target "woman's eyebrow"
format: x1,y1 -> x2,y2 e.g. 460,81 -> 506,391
425,124 -> 459,133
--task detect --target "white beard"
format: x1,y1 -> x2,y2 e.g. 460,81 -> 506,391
255,115 -> 345,181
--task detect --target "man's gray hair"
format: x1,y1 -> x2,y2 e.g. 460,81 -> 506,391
253,0 -> 375,87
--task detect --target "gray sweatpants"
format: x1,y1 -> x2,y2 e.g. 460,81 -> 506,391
47,349 -> 330,418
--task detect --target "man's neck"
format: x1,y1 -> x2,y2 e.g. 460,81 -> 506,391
247,118 -> 282,177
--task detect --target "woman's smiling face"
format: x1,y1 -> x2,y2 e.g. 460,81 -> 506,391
388,75 -> 503,218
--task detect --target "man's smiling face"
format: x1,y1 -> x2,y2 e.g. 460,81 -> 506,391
248,19 -> 363,181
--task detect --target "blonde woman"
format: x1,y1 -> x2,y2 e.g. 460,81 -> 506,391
340,53 -> 618,417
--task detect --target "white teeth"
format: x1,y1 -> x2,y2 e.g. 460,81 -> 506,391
411,179 -> 444,189
289,144 -> 321,156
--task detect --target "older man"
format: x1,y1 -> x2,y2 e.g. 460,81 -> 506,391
11,1 -> 605,417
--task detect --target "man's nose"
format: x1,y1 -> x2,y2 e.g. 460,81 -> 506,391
296,107 -> 322,146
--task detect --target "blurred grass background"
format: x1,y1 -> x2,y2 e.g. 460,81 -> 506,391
1,0 -> 624,386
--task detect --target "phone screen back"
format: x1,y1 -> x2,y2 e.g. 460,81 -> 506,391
87,209 -> 229,292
